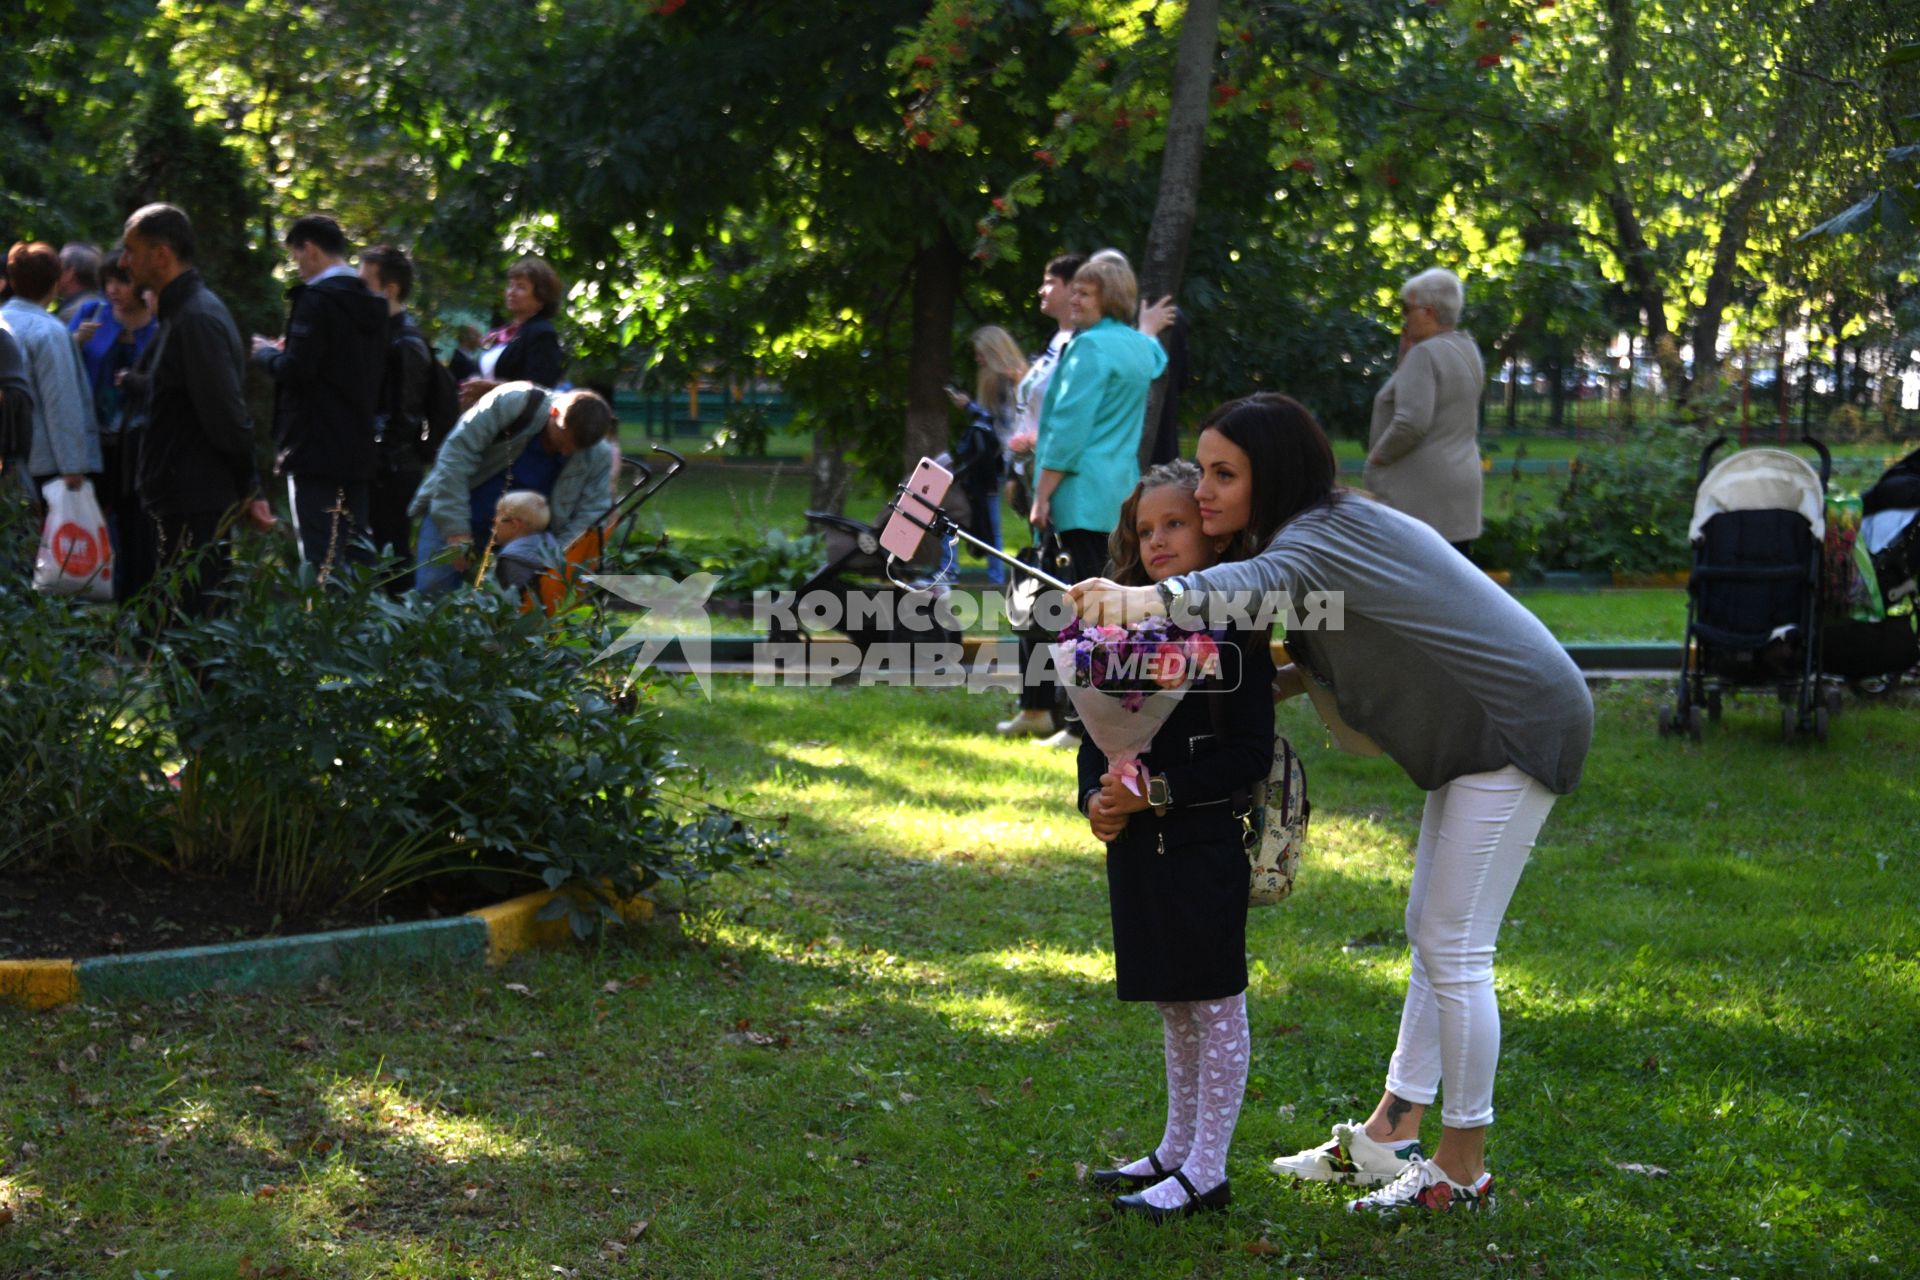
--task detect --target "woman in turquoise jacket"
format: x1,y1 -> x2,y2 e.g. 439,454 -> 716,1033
1032,254 -> 1167,578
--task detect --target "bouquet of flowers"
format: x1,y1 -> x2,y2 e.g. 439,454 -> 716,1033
1049,617 -> 1223,796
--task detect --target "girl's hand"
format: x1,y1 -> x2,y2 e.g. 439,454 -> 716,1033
1272,663 -> 1307,703
1088,794 -> 1128,843
1097,772 -> 1152,815
1069,579 -> 1164,627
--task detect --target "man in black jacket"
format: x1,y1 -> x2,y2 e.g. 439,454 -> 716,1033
358,244 -> 435,595
251,214 -> 387,574
120,203 -> 273,622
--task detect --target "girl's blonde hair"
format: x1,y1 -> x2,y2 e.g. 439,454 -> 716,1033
970,325 -> 1027,415
1106,460 -> 1203,587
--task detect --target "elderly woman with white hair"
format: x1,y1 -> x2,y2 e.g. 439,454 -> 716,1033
1363,268 -> 1486,556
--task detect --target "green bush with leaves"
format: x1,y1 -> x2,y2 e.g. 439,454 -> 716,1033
0,495 -> 781,926
1542,421 -> 1709,576
607,527 -> 823,597
0,582 -> 169,873
153,556 -> 782,920
1471,421 -> 1709,577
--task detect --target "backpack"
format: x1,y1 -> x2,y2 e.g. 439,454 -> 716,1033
398,332 -> 463,458
1204,646 -> 1310,906
1244,736 -> 1308,907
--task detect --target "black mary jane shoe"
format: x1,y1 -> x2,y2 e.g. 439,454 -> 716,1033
1112,1170 -> 1231,1223
1091,1151 -> 1181,1192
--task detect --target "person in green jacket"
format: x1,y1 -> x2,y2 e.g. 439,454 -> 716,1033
410,382 -> 613,595
1030,252 -> 1168,744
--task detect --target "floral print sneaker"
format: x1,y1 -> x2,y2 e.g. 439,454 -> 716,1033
1347,1155 -> 1494,1214
1269,1121 -> 1424,1186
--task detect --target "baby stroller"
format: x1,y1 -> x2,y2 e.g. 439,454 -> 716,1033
1660,435 -> 1835,743
1821,447 -> 1920,692
771,464 -> 967,657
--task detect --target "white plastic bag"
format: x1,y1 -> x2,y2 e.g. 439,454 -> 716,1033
33,478 -> 113,602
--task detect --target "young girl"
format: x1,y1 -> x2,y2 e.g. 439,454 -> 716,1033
945,325 -> 1028,588
1078,460 -> 1276,1221
1074,394 -> 1592,1216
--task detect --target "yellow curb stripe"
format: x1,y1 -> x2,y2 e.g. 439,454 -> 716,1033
0,960 -> 80,1010
466,889 -> 653,966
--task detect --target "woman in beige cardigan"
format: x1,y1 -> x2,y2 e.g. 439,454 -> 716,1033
1362,268 -> 1485,555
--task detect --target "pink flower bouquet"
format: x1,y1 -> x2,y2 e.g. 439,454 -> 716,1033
1049,617 -> 1224,796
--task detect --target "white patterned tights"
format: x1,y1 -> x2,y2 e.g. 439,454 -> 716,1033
1117,994 -> 1249,1207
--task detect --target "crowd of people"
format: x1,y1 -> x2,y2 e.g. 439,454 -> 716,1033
0,205 -> 615,628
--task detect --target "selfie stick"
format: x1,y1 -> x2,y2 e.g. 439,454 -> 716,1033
880,491 -> 1073,594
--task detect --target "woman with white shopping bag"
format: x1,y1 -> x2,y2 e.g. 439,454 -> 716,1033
1070,393 -> 1592,1217
34,476 -> 113,601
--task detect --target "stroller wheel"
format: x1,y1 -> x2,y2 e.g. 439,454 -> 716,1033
1687,708 -> 1703,742
1823,686 -> 1844,718
1657,705 -> 1674,737
1781,705 -> 1798,743
1814,705 -> 1830,743
1706,691 -> 1723,722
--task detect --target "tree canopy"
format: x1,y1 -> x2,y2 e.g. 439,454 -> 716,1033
7,0 -> 1915,477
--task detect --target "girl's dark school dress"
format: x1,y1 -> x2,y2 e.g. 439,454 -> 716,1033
1077,627 -> 1276,1002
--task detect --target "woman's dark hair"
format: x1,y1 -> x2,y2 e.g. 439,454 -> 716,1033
99,249 -> 133,286
508,255 -> 563,317
1045,252 -> 1086,282
1196,392 -> 1338,552
1107,459 -> 1202,587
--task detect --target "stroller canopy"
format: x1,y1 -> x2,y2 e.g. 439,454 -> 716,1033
1689,448 -> 1825,544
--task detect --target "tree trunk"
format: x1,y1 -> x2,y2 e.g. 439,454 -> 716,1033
902,231 -> 964,475
809,427 -> 852,515
1601,0 -> 1680,390
1681,129 -> 1780,403
1135,0 -> 1221,469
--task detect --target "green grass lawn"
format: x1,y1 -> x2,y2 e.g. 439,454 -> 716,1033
1,682 -> 1915,1276
1514,589 -> 1684,644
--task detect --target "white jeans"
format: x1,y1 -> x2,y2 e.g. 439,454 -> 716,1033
1384,764 -> 1557,1130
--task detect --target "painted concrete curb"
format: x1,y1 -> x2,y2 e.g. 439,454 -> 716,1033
0,889 -> 652,1012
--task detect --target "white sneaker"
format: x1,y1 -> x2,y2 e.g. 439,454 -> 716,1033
1346,1155 -> 1493,1214
994,709 -> 1054,737
1038,728 -> 1080,749
1269,1121 -> 1423,1186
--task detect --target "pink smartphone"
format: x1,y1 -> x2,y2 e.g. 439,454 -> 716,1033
879,457 -> 954,561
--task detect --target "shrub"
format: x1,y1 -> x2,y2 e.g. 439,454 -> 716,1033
0,580 -> 170,873
606,527 -> 822,597
154,554 -> 783,920
1541,420 -> 1709,576
0,491 -> 783,930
